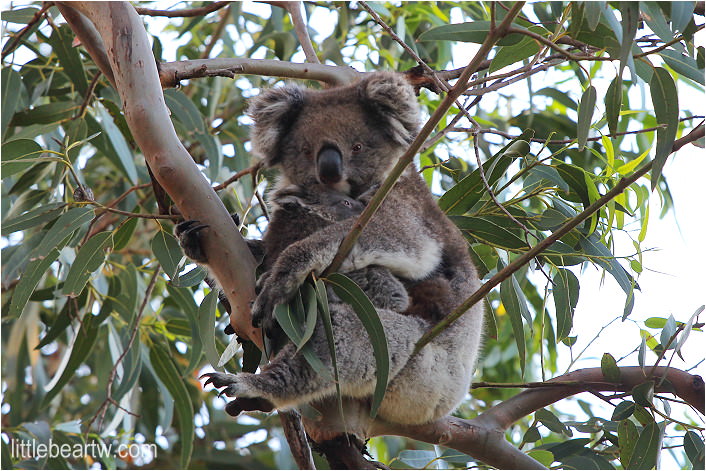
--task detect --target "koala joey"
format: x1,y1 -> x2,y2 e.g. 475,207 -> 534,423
201,71 -> 484,426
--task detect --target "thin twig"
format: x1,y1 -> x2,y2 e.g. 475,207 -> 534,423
200,4 -> 232,59
1,2 -> 51,60
88,268 -> 160,436
283,2 -> 319,63
134,1 -> 230,18
213,163 -> 262,191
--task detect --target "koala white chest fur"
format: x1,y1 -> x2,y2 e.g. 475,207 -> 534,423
200,71 -> 484,426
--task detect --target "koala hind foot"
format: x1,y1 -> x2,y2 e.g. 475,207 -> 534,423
175,214 -> 242,263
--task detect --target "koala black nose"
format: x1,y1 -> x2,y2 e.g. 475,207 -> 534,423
317,146 -> 343,185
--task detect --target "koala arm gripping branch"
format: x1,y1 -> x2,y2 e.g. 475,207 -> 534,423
251,194 -> 440,329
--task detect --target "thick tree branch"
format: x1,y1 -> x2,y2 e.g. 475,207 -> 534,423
158,58 -> 359,88
371,366 -> 703,469
57,1 -> 261,348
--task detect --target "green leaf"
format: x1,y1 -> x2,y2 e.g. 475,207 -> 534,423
605,76 -> 623,135
149,342 -> 194,469
523,426 -> 542,443
659,49 -> 704,85
1,202 -> 65,235
37,207 -> 94,256
62,232 -> 113,297
553,268 -> 579,342
439,131 -> 531,215
11,102 -> 76,126
164,89 -> 206,133
171,266 -> 208,288
684,431 -> 705,469
632,381 -> 655,407
649,67 -> 679,189
536,87 -> 578,110
314,278 -> 344,421
113,217 -> 138,250
659,314 -> 677,349
536,408 -> 569,435
500,274 -> 528,375
600,352 -> 621,383
452,215 -> 528,251
151,230 -> 183,280
398,449 -> 437,469
1,138 -> 44,178
577,85 -> 596,150
326,272 -> 389,418
1,7 -> 39,23
618,2 -> 639,78
96,104 -> 138,184
611,401 -> 635,421
627,421 -> 662,469
199,290 -> 222,369
527,449 -> 554,467
274,300 -> 332,381
583,2 -> 603,31
490,35 -> 540,73
1,67 -> 23,138
418,21 -> 527,46
47,25 -> 88,95
8,248 -> 61,320
299,282 -> 318,352
42,313 -> 100,407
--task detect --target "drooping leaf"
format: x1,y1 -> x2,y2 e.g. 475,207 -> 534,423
605,76 -> 622,135
649,67 -> 679,189
632,381 -> 655,407
198,290 -> 222,370
500,274 -> 528,375
149,342 -> 194,469
62,231 -> 113,297
659,49 -> 704,85
684,431 -> 706,469
553,268 -> 579,342
151,230 -> 184,280
627,421 -> 662,469
1,67 -> 23,138
577,85 -> 596,150
326,272 -> 389,418
47,25 -> 88,94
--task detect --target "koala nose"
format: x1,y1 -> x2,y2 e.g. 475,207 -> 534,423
317,146 -> 343,185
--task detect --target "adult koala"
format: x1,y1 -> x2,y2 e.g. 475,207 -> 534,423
204,72 -> 483,425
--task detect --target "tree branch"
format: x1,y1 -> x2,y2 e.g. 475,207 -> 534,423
371,366 -> 703,469
57,1 -> 261,348
134,1 -> 230,18
158,58 -> 359,88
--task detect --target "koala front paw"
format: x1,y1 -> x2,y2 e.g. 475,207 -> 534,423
174,220 -> 209,263
201,372 -> 254,398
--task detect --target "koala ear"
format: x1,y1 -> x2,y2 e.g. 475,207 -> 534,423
359,71 -> 420,145
248,85 -> 305,166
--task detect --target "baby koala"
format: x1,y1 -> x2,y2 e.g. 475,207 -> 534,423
267,184 -> 410,314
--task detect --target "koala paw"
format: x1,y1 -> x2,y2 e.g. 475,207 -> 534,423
225,397 -> 275,416
201,372 -> 256,398
174,220 -> 209,263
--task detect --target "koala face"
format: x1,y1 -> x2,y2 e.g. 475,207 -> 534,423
249,72 -> 420,197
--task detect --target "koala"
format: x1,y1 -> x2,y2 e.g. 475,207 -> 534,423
202,71 -> 484,426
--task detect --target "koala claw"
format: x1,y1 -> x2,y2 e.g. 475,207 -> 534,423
201,372 -> 249,398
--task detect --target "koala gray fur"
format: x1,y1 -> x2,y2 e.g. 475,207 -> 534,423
204,71 -> 484,425
264,183 -> 410,313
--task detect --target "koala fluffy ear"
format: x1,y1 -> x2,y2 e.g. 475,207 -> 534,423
359,71 -> 420,145
248,85 -> 305,166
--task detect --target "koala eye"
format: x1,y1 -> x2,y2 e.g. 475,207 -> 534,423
342,200 -> 352,207
351,143 -> 363,153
